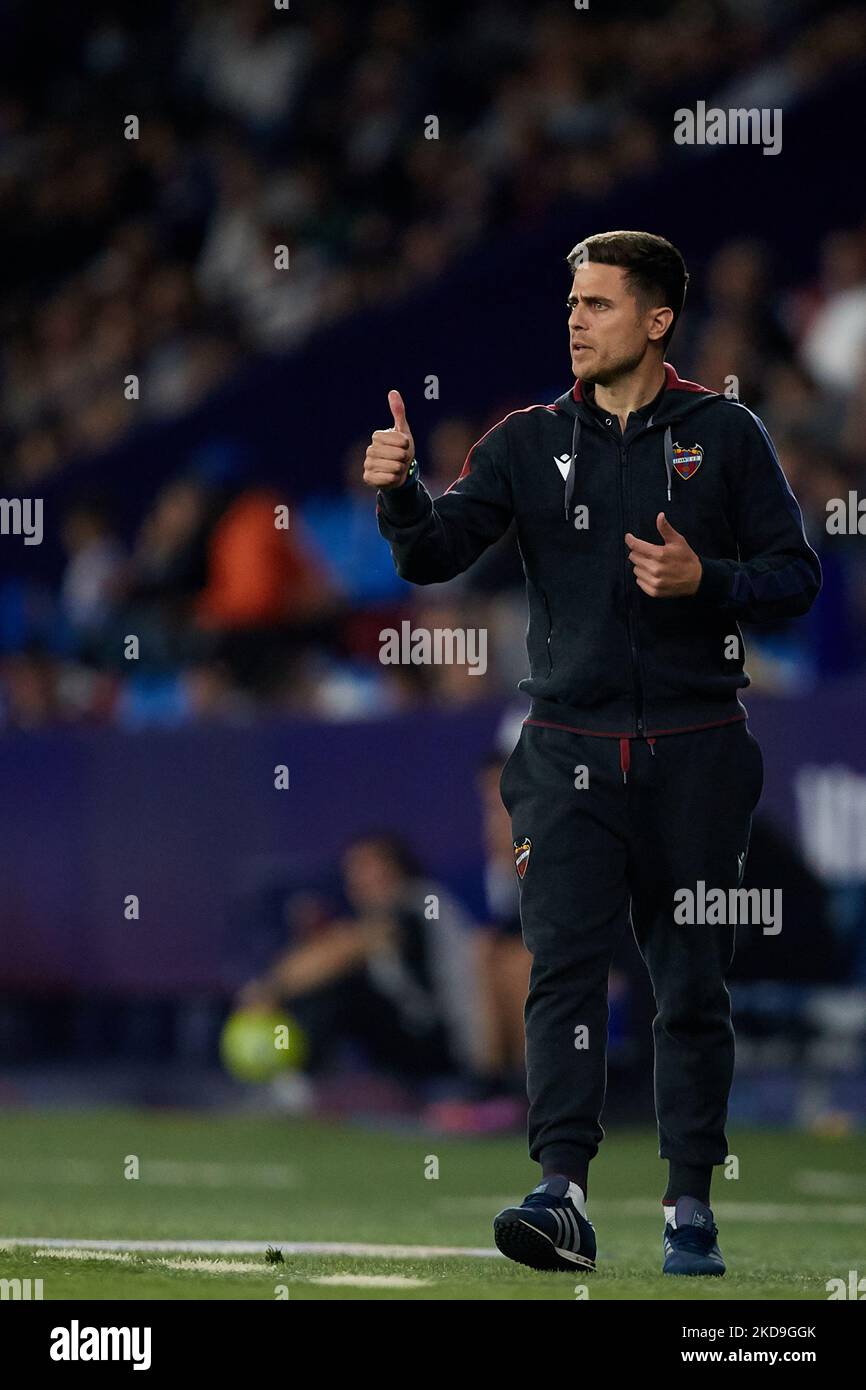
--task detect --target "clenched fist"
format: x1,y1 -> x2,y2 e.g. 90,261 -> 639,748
363,390 -> 416,490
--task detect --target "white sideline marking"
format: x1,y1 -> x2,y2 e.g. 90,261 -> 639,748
309,1274 -> 432,1288
34,1249 -> 268,1275
1,1237 -> 502,1259
26,1248 -> 436,1283
608,1198 -> 866,1224
440,1196 -> 866,1224
711,1202 -> 866,1224
35,1248 -> 136,1263
0,1160 -> 296,1189
794,1170 -> 866,1198
158,1258 -> 275,1274
5,1196 -> 864,1267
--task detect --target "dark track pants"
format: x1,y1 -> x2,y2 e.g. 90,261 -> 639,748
499,717 -> 764,1175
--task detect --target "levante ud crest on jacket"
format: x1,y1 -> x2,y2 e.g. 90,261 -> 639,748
514,837 -> 531,879
672,442 -> 703,479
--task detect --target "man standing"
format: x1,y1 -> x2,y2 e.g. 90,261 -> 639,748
364,232 -> 821,1276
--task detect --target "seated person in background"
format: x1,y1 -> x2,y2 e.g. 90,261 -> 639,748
237,832 -> 485,1090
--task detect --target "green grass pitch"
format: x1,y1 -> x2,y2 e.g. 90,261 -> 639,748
0,1109 -> 863,1300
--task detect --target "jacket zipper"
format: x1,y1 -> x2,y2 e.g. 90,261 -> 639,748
618,441 -> 646,736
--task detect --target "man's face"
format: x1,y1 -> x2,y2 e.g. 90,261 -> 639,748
567,262 -> 667,385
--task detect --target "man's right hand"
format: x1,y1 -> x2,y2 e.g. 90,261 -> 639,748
363,389 -> 416,490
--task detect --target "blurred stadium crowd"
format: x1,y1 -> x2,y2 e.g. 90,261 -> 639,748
3,0 -> 866,727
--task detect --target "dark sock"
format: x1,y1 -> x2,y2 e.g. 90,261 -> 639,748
540,1147 -> 590,1197
664,1162 -> 712,1207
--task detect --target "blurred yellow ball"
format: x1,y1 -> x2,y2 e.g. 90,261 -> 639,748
220,1008 -> 308,1083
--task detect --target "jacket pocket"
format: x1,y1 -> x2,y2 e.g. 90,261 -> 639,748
499,728 -> 525,814
541,588 -> 553,677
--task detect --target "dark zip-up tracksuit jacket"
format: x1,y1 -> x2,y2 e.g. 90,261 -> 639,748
376,364 -> 822,737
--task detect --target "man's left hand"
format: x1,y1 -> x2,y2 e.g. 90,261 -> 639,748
624,512 -> 702,598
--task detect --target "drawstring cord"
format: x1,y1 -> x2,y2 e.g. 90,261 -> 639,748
619,735 -> 657,783
663,426 -> 673,502
563,416 -> 580,521
618,737 -> 631,784
646,411 -> 674,503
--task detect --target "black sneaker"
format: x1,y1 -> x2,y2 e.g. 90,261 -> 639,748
494,1175 -> 597,1272
662,1196 -> 725,1276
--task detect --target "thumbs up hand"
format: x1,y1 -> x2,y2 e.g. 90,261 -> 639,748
364,389 -> 417,490
624,512 -> 702,597
388,389 -> 410,435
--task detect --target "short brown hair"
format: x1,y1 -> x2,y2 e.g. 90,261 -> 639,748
566,231 -> 689,349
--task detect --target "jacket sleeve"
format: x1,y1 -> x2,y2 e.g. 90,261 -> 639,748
695,408 -> 822,623
375,418 -> 514,584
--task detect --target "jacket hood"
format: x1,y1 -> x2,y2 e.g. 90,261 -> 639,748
552,363 -> 722,520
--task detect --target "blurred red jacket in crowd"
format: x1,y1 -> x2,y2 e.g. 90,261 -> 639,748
195,488 -> 331,629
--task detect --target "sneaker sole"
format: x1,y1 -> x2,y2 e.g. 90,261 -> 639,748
494,1215 -> 596,1273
